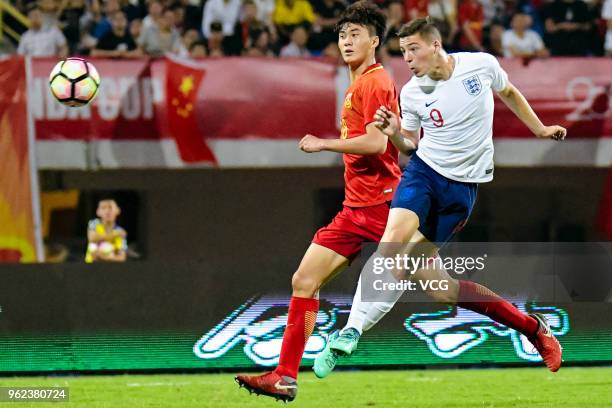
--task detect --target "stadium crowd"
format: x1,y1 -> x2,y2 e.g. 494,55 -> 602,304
3,0 -> 611,59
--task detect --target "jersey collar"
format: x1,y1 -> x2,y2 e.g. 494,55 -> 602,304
362,63 -> 383,77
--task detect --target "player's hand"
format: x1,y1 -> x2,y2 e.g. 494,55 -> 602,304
537,125 -> 567,141
374,106 -> 400,137
299,134 -> 327,153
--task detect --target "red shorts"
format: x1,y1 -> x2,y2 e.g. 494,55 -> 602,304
312,202 -> 390,260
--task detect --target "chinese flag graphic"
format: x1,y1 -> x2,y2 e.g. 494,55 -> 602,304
166,58 -> 217,164
0,57 -> 38,262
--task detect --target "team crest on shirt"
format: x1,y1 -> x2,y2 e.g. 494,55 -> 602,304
462,75 -> 482,96
344,92 -> 353,109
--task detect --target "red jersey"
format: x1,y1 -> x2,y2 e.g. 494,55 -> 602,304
340,63 -> 401,207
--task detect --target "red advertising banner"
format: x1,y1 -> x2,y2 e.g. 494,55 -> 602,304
30,57 -> 338,144
29,57 -> 611,145
0,57 -> 41,262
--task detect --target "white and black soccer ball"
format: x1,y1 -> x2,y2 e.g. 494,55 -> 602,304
49,57 -> 101,107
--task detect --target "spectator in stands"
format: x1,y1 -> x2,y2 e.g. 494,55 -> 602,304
605,0 -> 612,55
543,0 -> 592,55
280,24 -> 311,56
121,0 -> 146,22
18,4 -> 68,57
143,0 -> 163,30
458,0 -> 486,51
225,0 -> 266,55
502,12 -> 549,57
85,199 -> 127,263
480,0 -> 505,28
244,25 -> 275,56
176,0 -> 204,31
487,22 -> 505,55
172,4 -> 186,32
139,7 -> 181,56
273,0 -> 316,41
57,0 -> 87,54
130,18 -> 143,40
254,0 -> 277,25
383,1 -> 406,57
190,40 -> 208,57
92,10 -> 142,57
92,0 -> 121,39
310,0 -> 345,51
405,0 -> 428,20
202,0 -> 242,39
39,0 -> 60,28
177,28 -> 202,57
207,21 -> 227,56
428,0 -> 459,49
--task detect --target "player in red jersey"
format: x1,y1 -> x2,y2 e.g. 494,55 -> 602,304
235,2 -> 401,402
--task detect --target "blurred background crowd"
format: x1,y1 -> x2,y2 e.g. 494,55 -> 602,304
1,0 -> 610,60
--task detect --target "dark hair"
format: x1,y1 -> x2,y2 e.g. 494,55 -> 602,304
210,21 -> 223,32
397,17 -> 442,42
335,1 -> 387,47
189,40 -> 207,52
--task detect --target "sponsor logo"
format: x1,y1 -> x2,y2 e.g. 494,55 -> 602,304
274,380 -> 297,390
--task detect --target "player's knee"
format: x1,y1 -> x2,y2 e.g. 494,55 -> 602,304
381,227 -> 407,245
291,271 -> 320,297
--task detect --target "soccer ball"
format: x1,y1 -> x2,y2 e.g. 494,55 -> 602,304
49,57 -> 100,107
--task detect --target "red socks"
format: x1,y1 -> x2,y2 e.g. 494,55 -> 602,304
275,296 -> 319,379
457,280 -> 538,337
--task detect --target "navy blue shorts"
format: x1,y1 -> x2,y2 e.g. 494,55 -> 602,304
391,154 -> 478,245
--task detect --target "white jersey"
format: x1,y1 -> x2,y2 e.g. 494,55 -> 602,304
400,52 -> 508,183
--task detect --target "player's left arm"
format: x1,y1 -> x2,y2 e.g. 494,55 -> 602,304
496,82 -> 567,141
299,124 -> 388,155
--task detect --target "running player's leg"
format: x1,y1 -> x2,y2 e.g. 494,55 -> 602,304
344,208 -> 422,334
324,208 -> 430,361
276,243 -> 348,378
341,156 -> 434,336
236,207 -> 366,399
411,178 -> 560,371
235,243 -> 348,400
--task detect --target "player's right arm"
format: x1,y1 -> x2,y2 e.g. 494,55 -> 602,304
373,106 -> 419,155
299,124 -> 388,155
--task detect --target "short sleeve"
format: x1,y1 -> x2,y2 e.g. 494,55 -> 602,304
399,87 -> 420,131
87,219 -> 99,231
54,28 -> 67,48
484,53 -> 508,92
531,31 -> 544,51
360,79 -> 395,128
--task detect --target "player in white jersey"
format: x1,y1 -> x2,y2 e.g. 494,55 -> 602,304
314,17 -> 566,378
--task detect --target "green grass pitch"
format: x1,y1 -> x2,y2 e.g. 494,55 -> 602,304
1,367 -> 611,407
